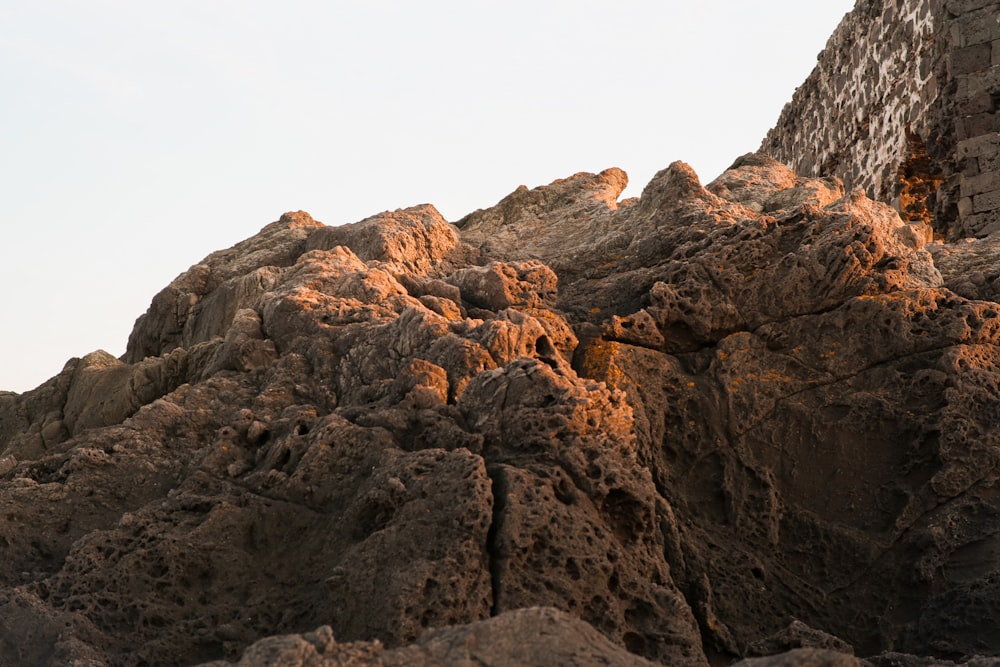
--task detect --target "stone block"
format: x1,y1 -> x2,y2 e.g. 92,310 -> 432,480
961,169 -> 1000,197
964,65 -> 1000,99
951,43 -> 993,76
962,156 -> 982,176
946,0 -> 1000,13
958,116 -> 982,141
959,113 -> 1000,139
961,92 -> 996,114
963,209 -> 1000,236
958,132 -> 1000,158
950,8 -> 1000,47
960,196 -> 976,217
981,149 -> 1000,172
994,39 -> 1000,67
973,188 -> 1000,212
978,113 -> 1000,135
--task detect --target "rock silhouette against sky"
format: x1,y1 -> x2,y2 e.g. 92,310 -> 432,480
2,0 -> 1000,665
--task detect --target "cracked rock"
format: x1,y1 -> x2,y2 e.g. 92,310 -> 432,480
2,154 -> 1000,666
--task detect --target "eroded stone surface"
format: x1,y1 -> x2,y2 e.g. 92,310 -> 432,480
2,155 -> 1000,666
761,0 -> 1000,241
196,607 -> 661,667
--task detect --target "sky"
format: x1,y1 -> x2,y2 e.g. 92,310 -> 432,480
0,1 -> 856,394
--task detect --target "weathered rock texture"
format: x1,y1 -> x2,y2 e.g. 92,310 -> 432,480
761,0 -> 1000,240
196,607 -> 661,667
3,152 -> 1000,666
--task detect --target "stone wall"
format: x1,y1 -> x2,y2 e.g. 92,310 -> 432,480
761,0 -> 1000,239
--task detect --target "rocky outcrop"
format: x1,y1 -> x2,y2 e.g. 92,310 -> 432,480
2,153 -> 1000,666
761,0 -> 1000,241
196,607 -> 661,667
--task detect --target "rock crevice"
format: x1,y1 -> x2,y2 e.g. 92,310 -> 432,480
3,151 -> 1000,665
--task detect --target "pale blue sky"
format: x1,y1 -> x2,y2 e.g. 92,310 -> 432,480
1,1 -> 855,393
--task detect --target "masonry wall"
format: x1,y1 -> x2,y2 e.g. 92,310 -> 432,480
761,0 -> 1000,239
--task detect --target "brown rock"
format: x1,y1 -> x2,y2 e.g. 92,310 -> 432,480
746,620 -> 855,657
732,648 -> 864,667
448,260 -> 558,311
5,147 -> 1000,667
708,153 -> 844,213
456,168 -> 629,263
196,607 -> 661,667
125,211 -> 323,362
305,204 -> 464,276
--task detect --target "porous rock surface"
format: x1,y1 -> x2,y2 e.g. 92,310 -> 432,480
196,607 -> 660,667
761,0 -> 1000,240
2,155 -> 1000,666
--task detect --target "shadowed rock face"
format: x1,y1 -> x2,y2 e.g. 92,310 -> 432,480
2,155 -> 1000,667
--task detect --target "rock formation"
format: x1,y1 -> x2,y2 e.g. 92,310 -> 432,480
761,0 -> 1000,241
2,149 -> 1000,666
3,1 -> 1000,664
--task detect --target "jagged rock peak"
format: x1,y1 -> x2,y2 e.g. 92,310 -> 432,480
3,149 -> 1000,666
